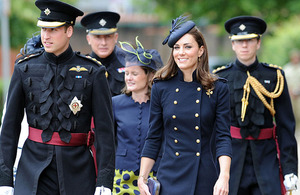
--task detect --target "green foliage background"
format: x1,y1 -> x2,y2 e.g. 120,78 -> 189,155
260,16 -> 300,66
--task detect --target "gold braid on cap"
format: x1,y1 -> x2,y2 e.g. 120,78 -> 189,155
241,69 -> 284,121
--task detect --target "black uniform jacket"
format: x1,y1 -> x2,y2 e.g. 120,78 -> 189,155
215,59 -> 298,195
90,46 -> 125,96
0,46 -> 115,194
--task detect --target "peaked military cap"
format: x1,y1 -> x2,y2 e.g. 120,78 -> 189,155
81,11 -> 120,35
162,15 -> 195,48
225,16 -> 267,41
120,36 -> 163,71
35,0 -> 83,28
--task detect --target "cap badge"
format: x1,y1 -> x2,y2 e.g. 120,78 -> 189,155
69,66 -> 88,72
239,24 -> 246,31
99,19 -> 107,27
44,8 -> 51,16
69,96 -> 83,115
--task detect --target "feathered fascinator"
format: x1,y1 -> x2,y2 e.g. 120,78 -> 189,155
162,15 -> 195,48
119,36 -> 163,70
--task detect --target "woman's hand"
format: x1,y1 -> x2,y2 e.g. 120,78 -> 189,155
213,174 -> 229,195
138,176 -> 151,195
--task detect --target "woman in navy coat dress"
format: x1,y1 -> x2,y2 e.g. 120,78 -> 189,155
138,16 -> 232,195
112,37 -> 163,194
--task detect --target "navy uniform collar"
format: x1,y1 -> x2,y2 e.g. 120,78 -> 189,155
177,68 -> 198,82
235,57 -> 259,72
44,45 -> 74,64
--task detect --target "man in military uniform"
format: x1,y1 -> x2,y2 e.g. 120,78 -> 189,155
0,0 -> 115,194
81,11 -> 125,96
214,16 -> 298,195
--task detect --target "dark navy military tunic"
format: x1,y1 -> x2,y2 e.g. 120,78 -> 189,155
90,46 -> 125,96
0,46 -> 115,194
215,59 -> 298,195
142,70 -> 232,195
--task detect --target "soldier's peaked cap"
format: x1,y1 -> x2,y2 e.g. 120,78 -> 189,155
35,0 -> 84,28
225,16 -> 267,41
81,11 -> 120,35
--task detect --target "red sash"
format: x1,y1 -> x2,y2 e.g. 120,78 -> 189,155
230,126 -> 286,195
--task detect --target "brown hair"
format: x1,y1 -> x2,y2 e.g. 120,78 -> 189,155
154,26 -> 217,90
122,66 -> 156,97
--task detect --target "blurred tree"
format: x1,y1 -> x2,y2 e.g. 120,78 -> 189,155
153,0 -> 300,26
9,0 -> 76,49
260,16 -> 300,66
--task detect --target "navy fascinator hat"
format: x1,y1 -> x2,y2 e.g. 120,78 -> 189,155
119,36 -> 163,71
162,15 -> 195,48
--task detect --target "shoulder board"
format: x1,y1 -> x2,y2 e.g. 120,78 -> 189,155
262,63 -> 282,70
75,52 -> 102,66
217,77 -> 228,83
212,63 -> 233,74
17,52 -> 42,64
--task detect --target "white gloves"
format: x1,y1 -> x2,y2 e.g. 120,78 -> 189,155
94,186 -> 111,195
0,186 -> 14,195
284,173 -> 298,191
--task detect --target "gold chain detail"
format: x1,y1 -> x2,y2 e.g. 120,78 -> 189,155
241,69 -> 284,121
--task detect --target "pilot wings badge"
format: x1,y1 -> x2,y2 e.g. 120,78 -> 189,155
69,96 -> 83,115
69,66 -> 88,72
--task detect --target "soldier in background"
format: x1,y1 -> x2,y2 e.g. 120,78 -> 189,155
214,16 -> 298,195
81,11 -> 125,96
284,49 -> 300,126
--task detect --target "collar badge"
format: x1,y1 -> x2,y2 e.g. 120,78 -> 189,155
69,96 -> 83,115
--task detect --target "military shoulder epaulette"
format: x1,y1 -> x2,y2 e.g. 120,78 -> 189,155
262,63 -> 282,70
217,77 -> 228,83
17,52 -> 42,64
212,63 -> 232,74
75,52 -> 102,66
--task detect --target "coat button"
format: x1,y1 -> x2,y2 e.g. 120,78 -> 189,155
196,152 -> 200,156
196,99 -> 199,104
174,127 -> 178,131
175,88 -> 179,92
195,126 -> 199,130
172,115 -> 176,119
196,139 -> 200,143
197,87 -> 201,91
175,152 -> 180,156
195,113 -> 199,117
174,139 -> 178,143
174,100 -> 178,105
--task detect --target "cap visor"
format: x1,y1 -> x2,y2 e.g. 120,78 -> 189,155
230,33 -> 261,41
37,20 -> 66,28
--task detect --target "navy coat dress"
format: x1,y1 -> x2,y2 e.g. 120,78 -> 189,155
113,94 -> 160,172
0,46 -> 115,194
215,59 -> 298,195
142,70 -> 232,195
